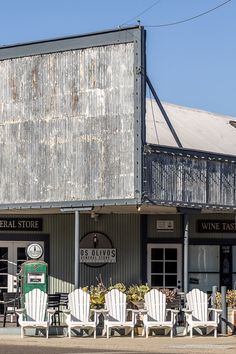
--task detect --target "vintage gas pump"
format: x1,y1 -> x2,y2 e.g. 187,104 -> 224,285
20,243 -> 48,303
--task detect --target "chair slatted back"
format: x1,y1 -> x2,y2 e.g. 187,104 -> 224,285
56,292 -> 69,308
144,289 -> 167,322
25,289 -> 47,322
186,289 -> 208,322
68,289 -> 90,322
105,289 -> 126,322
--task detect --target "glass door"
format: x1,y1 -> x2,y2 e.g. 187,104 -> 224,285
147,244 -> 182,290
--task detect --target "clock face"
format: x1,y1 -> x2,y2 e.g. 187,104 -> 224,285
26,243 -> 43,260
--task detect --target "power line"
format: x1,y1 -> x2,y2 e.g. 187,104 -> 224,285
119,0 -> 161,27
145,0 -> 232,28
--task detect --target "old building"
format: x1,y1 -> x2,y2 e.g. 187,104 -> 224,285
0,26 -> 235,303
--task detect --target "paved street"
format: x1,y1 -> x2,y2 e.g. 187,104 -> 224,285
0,335 -> 236,354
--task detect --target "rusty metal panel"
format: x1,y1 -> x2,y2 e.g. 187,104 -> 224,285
0,27 -> 145,208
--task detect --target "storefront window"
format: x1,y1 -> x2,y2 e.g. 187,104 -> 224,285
189,245 -> 219,292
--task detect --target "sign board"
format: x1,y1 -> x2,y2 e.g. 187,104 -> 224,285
0,218 -> 43,231
0,26 -> 145,209
80,248 -> 116,263
26,243 -> 44,259
80,232 -> 115,267
156,220 -> 174,231
197,220 -> 236,233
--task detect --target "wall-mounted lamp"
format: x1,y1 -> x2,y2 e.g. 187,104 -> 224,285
91,211 -> 99,222
93,234 -> 98,248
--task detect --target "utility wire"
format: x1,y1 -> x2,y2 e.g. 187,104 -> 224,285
145,0 -> 232,28
119,0 -> 161,27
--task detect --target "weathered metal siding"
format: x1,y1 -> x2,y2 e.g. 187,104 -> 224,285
43,214 -> 75,293
43,213 -> 141,291
79,214 -> 141,287
0,43 -> 137,205
145,150 -> 236,208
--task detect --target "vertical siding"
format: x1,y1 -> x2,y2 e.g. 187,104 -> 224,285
79,214 -> 141,287
0,213 -> 141,292
148,152 -> 236,207
43,213 -> 141,291
0,43 -> 136,204
43,214 -> 75,293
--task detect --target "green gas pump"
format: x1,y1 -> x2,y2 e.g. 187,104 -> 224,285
19,242 -> 48,306
20,260 -> 48,296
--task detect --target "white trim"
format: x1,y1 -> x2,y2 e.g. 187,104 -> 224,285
147,243 -> 182,290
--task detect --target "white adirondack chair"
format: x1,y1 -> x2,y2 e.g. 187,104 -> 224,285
64,288 -> 97,338
16,288 -> 54,338
184,288 -> 222,337
104,289 -> 135,338
143,289 -> 179,338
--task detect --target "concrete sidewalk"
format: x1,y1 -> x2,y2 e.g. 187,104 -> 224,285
0,333 -> 235,354
0,321 -> 236,354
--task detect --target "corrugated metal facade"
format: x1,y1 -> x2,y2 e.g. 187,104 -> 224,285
46,213 -> 141,290
0,43 -> 136,205
39,213 -> 141,291
0,213 -> 141,292
146,150 -> 236,208
43,214 -> 75,293
79,214 -> 141,287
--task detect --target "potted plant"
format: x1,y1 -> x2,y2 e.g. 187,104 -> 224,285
159,288 -> 178,308
108,282 -> 126,293
126,284 -> 150,309
126,284 -> 150,335
89,283 -> 107,309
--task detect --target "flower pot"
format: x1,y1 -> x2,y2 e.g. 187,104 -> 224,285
227,307 -> 236,335
134,325 -> 144,336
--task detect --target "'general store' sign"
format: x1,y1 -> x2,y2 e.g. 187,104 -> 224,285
0,218 -> 43,231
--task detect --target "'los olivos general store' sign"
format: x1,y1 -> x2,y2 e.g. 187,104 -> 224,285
80,248 -> 116,263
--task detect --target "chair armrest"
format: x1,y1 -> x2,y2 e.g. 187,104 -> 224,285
15,308 -> 25,316
15,308 -> 25,322
47,309 -> 56,314
92,309 -> 108,313
208,308 -> 222,323
182,308 -> 192,314
209,308 -> 222,313
92,309 -> 109,323
128,309 -> 147,323
95,309 -> 109,320
166,309 -> 179,314
130,309 -> 148,314
15,308 -> 24,313
47,308 -> 55,323
62,309 -> 71,315
166,309 -> 179,323
62,309 -> 71,323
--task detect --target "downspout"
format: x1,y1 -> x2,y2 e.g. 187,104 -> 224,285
74,210 -> 80,289
183,213 -> 189,294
